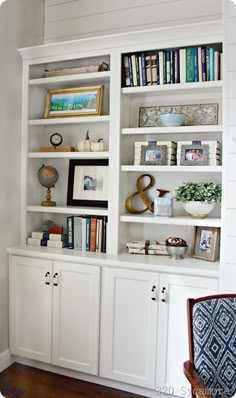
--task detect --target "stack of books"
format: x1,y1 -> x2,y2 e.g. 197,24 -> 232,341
67,215 -> 108,253
122,45 -> 222,87
27,226 -> 67,248
126,240 -> 168,255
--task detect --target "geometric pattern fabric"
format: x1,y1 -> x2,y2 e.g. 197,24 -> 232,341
193,298 -> 236,398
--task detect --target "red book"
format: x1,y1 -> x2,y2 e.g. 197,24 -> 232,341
49,226 -> 63,234
90,218 -> 97,252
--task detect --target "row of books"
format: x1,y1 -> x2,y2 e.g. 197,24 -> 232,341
122,46 -> 222,87
67,215 -> 108,252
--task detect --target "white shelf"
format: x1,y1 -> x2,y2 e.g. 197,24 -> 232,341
28,151 -> 109,159
27,205 -> 108,216
120,213 -> 221,227
29,71 -> 110,89
121,165 -> 222,173
121,81 -> 223,96
29,115 -> 110,126
121,125 -> 223,135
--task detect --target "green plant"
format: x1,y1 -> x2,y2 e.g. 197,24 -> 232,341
175,182 -> 222,204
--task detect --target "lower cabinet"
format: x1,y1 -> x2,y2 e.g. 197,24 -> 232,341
99,267 -> 160,388
9,256 -> 100,375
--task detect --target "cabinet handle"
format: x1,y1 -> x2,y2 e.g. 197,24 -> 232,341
161,287 -> 167,303
45,272 -> 51,285
53,272 -> 58,286
151,285 -> 156,301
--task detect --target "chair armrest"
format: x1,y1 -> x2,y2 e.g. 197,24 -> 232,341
183,360 -> 214,398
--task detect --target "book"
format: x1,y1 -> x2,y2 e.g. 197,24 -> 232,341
85,218 -> 91,251
131,54 -> 137,86
174,49 -> 180,84
67,216 -> 74,249
170,50 -> 174,84
151,54 -> 157,84
158,51 -> 164,85
81,217 -> 87,251
135,54 -> 140,86
193,47 -> 198,82
98,219 -> 103,252
138,55 -> 143,86
206,47 -> 210,81
90,217 -> 97,252
198,47 -> 202,82
179,48 -> 186,83
214,50 -> 219,81
101,217 -> 107,253
31,231 -> 44,239
186,47 -> 194,82
73,216 -> 82,250
140,52 -> 147,86
209,47 -> 215,81
27,237 -> 41,246
201,46 -> 206,81
49,226 -> 63,234
145,55 -> 152,85
49,233 -> 67,241
123,55 -> 131,87
166,50 -> 171,84
47,240 -> 66,248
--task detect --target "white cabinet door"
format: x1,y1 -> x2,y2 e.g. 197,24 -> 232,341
100,267 -> 159,388
52,261 -> 100,375
156,274 -> 218,397
9,256 -> 52,362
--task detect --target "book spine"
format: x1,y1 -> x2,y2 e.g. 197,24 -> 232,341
127,55 -> 133,87
186,47 -> 194,82
49,233 -> 67,241
179,48 -> 186,83
123,55 -> 131,87
170,50 -> 174,84
201,46 -> 206,81
138,55 -> 143,86
174,49 -> 180,84
81,218 -> 86,251
156,52 -> 160,85
135,54 -> 140,86
49,226 -> 63,234
198,47 -> 202,82
209,47 -> 215,81
47,240 -> 66,248
67,216 -> 74,249
85,218 -> 91,251
193,47 -> 198,82
32,231 -> 44,239
163,51 -> 167,84
102,217 -> 107,253
96,219 -> 100,252
220,52 -> 223,81
27,238 -> 41,246
151,54 -> 157,84
214,50 -> 219,81
166,50 -> 171,84
206,47 -> 210,81
73,216 -> 82,250
131,54 -> 137,86
90,217 -> 97,252
145,55 -> 152,85
98,219 -> 103,252
141,52 -> 147,86
159,51 -> 164,85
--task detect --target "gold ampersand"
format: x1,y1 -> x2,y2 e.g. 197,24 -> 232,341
125,174 -> 155,214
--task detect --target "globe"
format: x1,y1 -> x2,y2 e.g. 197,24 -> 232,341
38,165 -> 59,188
38,165 -> 59,206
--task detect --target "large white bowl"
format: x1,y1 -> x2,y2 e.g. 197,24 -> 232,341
160,113 -> 185,127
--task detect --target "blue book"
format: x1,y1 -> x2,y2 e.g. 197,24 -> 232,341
141,52 -> 147,86
186,47 -> 194,82
73,216 -> 82,250
193,47 -> 198,82
85,218 -> 91,251
209,47 -> 215,81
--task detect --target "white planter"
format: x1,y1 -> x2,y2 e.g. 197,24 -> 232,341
183,201 -> 215,219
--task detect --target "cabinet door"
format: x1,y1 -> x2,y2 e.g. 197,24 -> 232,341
100,267 -> 159,388
52,261 -> 100,375
156,274 -> 218,397
9,256 -> 52,362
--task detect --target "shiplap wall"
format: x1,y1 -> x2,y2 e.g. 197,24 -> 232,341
220,1 -> 236,292
45,0 -> 222,43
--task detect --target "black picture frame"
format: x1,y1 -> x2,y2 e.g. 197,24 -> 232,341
67,159 -> 109,208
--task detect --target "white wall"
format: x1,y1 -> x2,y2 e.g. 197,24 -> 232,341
0,0 -> 44,353
45,0 -> 222,43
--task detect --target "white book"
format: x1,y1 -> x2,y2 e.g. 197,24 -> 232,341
81,218 -> 86,251
179,48 -> 186,83
27,237 -> 41,246
214,51 -> 219,81
73,216 -> 82,250
131,54 -> 137,86
32,231 -> 44,239
49,233 -> 67,241
158,51 -> 164,85
198,47 -> 202,82
47,240 -> 66,248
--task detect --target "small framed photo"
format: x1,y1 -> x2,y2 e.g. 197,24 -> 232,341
44,85 -> 103,118
180,144 -> 208,166
67,159 -> 109,208
192,226 -> 220,262
140,145 -> 167,165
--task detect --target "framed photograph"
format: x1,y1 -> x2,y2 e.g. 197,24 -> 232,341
140,145 -> 167,165
192,227 -> 220,261
180,144 -> 209,166
67,159 -> 109,208
44,85 -> 103,118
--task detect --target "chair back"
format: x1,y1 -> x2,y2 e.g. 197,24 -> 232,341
187,294 -> 236,398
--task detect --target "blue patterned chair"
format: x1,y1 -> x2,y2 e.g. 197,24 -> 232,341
183,294 -> 236,398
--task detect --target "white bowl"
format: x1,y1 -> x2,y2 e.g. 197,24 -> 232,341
160,113 -> 185,127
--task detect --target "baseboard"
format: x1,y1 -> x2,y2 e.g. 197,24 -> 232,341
0,350 -> 14,372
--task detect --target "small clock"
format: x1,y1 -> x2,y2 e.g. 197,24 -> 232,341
50,133 -> 63,147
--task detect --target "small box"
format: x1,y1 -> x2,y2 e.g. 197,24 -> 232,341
154,197 -> 173,217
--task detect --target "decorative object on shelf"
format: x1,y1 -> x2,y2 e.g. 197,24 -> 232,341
177,140 -> 221,166
134,141 -> 177,165
154,197 -> 173,217
43,62 -> 109,78
77,130 -> 93,152
165,237 -> 188,259
38,164 -> 59,207
159,113 -> 185,127
126,240 -> 168,255
44,85 -> 104,118
191,226 -> 220,262
40,132 -> 75,152
139,103 -> 218,127
180,144 -> 209,166
67,159 -> 109,208
175,182 -> 222,218
91,138 -> 106,152
140,144 -> 167,165
125,174 -> 155,214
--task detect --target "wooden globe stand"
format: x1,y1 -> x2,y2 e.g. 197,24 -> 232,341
41,187 -> 56,207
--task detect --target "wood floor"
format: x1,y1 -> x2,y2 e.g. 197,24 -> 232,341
0,363 -> 146,398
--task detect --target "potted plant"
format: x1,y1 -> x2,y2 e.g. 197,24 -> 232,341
175,182 -> 222,218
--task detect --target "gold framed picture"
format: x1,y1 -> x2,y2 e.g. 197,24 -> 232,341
191,226 -> 220,262
44,85 -> 103,118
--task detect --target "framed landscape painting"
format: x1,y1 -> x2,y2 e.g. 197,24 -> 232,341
44,85 -> 103,118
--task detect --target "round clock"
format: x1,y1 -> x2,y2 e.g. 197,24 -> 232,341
50,133 -> 63,147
